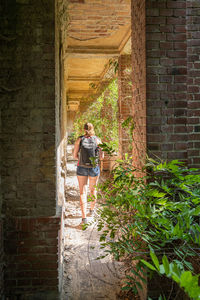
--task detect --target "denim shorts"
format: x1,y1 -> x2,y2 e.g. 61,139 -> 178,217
76,165 -> 100,177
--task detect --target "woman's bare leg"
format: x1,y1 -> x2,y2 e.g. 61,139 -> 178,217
77,175 -> 88,219
89,176 -> 99,211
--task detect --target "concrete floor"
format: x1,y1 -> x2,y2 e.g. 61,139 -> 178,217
61,146 -> 125,300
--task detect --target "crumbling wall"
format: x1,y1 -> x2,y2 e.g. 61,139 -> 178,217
0,0 -> 60,297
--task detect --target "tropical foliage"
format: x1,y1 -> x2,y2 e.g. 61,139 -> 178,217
94,157 -> 200,299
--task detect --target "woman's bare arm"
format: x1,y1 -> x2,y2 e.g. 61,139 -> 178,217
73,138 -> 81,160
97,138 -> 104,160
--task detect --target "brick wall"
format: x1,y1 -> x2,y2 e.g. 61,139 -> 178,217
0,0 -> 56,217
131,0 -> 146,171
4,217 -> 60,299
118,55 -> 133,159
144,0 -> 200,297
187,0 -> 200,168
0,0 -> 60,297
146,0 -> 188,162
146,0 -> 200,167
67,0 -> 130,41
0,219 -> 4,298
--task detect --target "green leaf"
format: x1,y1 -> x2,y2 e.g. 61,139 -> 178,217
162,255 -> 170,276
150,251 -> 160,271
141,259 -> 156,271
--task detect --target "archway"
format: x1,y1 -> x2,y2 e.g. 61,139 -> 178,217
56,0 -> 147,298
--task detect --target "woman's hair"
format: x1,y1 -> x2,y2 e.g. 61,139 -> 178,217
84,123 -> 95,136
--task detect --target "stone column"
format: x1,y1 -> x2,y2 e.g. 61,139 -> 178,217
67,100 -> 80,134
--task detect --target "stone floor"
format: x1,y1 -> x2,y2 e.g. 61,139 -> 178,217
61,146 -> 126,300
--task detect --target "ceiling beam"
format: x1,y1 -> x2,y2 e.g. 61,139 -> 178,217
67,76 -> 100,82
64,50 -> 119,59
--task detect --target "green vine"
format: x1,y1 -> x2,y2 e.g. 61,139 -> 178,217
72,79 -> 119,152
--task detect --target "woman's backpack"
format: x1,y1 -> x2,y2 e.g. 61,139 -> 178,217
79,135 -> 99,167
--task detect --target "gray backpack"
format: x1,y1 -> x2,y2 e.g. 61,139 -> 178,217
79,135 -> 99,167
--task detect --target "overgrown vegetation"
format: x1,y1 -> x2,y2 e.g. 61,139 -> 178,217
94,157 -> 200,299
72,79 -> 119,152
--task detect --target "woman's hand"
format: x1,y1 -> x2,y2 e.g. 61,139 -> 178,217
97,138 -> 104,160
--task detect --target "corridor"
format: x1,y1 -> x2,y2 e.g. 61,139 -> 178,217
61,145 -> 125,300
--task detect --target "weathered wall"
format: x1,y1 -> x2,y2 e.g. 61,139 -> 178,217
0,0 -> 60,297
131,0 -> 146,171
187,0 -> 200,168
1,0 -> 56,217
146,0 -> 188,162
144,0 -> 200,297
145,0 -> 200,168
67,0 -> 130,41
4,217 -> 60,298
56,0 -> 69,293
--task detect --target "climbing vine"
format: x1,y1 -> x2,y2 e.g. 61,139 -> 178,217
72,79 -> 119,152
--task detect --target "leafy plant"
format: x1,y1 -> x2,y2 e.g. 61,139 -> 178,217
142,251 -> 200,300
67,131 -> 76,144
72,79 -> 119,152
95,156 -> 200,299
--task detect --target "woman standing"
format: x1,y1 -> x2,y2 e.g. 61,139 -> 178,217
73,123 -> 103,225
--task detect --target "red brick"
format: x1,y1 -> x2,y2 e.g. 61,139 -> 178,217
174,143 -> 187,150
174,59 -> 187,66
167,17 -> 185,25
167,50 -> 186,58
146,8 -> 159,17
160,9 -> 173,16
188,86 -> 200,93
160,25 -> 173,32
167,1 -> 186,9
174,75 -> 187,83
167,33 -> 186,41
160,42 -> 173,50
147,17 -> 166,24
188,118 -> 200,124
146,1 -> 166,9
17,279 -> 31,286
174,9 -> 186,17
174,25 -> 186,32
39,270 -> 58,278
174,41 -> 187,50
147,32 -> 166,41
160,75 -> 173,83
190,134 -> 200,140
192,158 -> 200,164
188,150 -> 200,156
168,117 -> 187,124
167,151 -> 187,159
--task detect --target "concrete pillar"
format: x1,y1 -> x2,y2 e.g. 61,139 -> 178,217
67,100 -> 80,134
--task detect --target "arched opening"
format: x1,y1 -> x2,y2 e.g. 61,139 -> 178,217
55,0 -> 146,298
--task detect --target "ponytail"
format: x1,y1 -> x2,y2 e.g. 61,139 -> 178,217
84,123 -> 95,136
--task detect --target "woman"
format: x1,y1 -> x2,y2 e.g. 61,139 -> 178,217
73,123 -> 103,225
